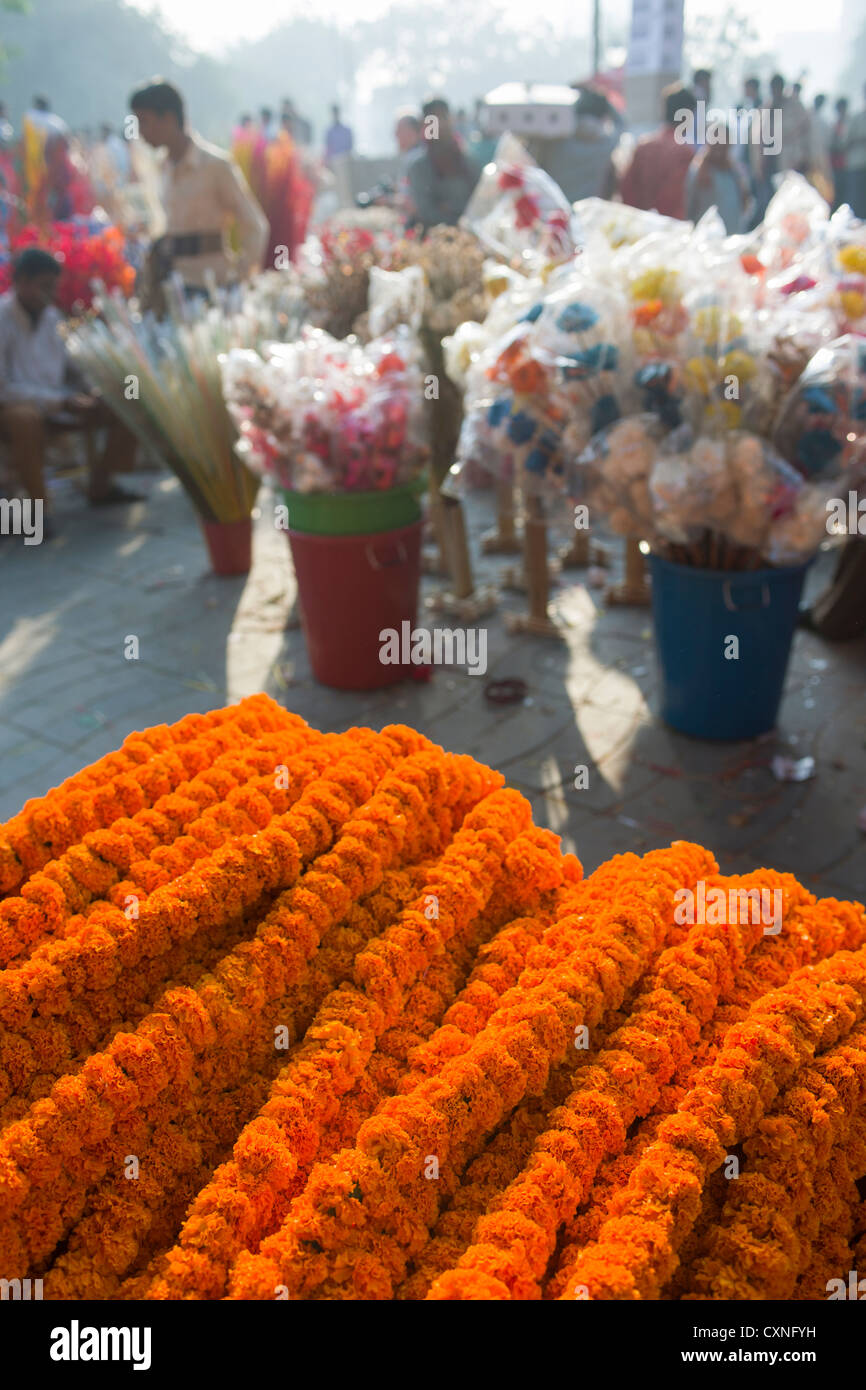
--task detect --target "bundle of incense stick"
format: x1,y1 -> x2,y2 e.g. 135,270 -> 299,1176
657,530 -> 765,571
65,279 -> 303,523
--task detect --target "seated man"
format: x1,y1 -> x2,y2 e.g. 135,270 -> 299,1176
0,247 -> 141,534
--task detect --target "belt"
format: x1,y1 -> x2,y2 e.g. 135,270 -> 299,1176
163,232 -> 224,258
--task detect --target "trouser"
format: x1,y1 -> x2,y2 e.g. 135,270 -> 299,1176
810,536 -> 866,641
0,401 -> 138,504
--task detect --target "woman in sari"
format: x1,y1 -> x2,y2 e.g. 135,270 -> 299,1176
262,115 -> 314,266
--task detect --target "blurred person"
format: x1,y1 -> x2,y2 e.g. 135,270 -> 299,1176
752,73 -> 787,219
454,107 -> 470,141
44,129 -> 95,220
800,534 -> 866,640
831,97 -> 850,208
467,97 -> 497,167
324,104 -> 353,163
130,80 -> 267,304
686,137 -> 752,232
22,96 -> 68,219
0,104 -> 18,240
809,93 -> 833,193
231,114 -> 256,188
407,96 -> 481,233
89,123 -> 130,219
784,81 -> 811,173
845,82 -> 866,217
263,112 -> 314,266
249,108 -> 275,206
736,76 -> 762,200
23,95 -> 67,139
0,248 -> 141,527
693,69 -> 712,104
393,110 -> 422,226
282,99 -> 312,148
691,69 -> 712,148
104,123 -> 131,181
395,110 -> 422,160
537,86 -> 617,202
619,82 -> 696,221
259,106 -> 278,142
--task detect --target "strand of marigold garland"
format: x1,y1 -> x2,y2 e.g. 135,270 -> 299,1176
304,830 -> 581,1301
146,787 -> 530,1300
0,733 -> 446,1274
0,696 -> 291,896
395,829 -> 590,1093
0,728 -> 391,1063
226,841 -> 715,1301
0,720 -> 321,969
115,860 -> 465,1303
790,1124 -> 866,1300
556,945 -> 866,1301
397,988 -> 634,1302
0,890 -> 282,1126
546,885 -> 863,1300
425,865 -> 805,1299
41,864 -> 434,1299
396,847 -> 715,1296
418,853 -> 733,1234
293,834 -> 582,1302
0,735 -> 356,1109
387,856 -> 658,1301
682,1028 -> 866,1299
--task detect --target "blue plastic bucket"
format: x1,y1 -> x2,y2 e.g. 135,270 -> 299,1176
648,553 -> 810,740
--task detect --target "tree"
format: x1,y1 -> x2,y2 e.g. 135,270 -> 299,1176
684,6 -> 777,106
839,22 -> 866,102
0,0 -> 29,70
0,0 -> 239,137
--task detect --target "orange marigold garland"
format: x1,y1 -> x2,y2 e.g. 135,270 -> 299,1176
0,695 -> 864,1302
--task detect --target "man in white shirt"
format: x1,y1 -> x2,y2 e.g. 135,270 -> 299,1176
129,80 -> 268,300
0,248 -> 139,529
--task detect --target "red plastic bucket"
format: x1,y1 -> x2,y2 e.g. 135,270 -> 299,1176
200,517 -> 253,576
288,521 -> 422,689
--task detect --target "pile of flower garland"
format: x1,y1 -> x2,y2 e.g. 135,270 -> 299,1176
1,693 -> 864,1301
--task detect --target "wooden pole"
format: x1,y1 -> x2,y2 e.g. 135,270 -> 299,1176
481,475 -> 522,555
606,535 -> 651,606
443,495 -> 473,600
506,493 -> 563,637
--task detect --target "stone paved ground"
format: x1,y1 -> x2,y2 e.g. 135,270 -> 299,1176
1,472 -> 864,904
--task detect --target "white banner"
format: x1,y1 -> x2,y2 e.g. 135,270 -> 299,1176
627,0 -> 684,76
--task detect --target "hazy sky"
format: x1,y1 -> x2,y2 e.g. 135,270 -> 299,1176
135,0 -> 846,55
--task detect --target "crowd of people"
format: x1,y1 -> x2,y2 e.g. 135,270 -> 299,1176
620,71 -> 866,234
352,72 -> 866,238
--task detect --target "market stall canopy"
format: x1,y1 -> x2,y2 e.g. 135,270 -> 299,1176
479,83 -> 578,140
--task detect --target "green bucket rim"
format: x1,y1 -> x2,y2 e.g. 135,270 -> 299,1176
280,474 -> 427,536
